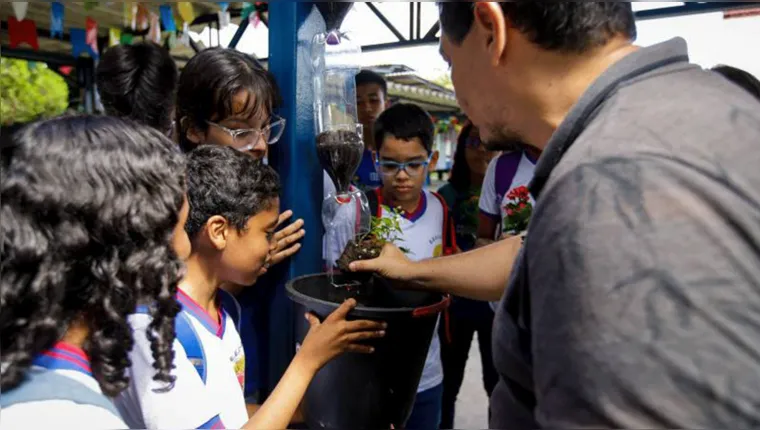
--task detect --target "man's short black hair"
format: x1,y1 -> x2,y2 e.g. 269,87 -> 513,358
712,65 -> 760,102
356,69 -> 388,96
374,103 -> 434,154
439,1 -> 637,53
96,42 -> 178,134
185,145 -> 280,240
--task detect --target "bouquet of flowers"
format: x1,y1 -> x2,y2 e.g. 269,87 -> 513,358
502,186 -> 533,235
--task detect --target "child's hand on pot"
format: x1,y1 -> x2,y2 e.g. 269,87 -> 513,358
298,299 -> 386,373
348,243 -> 414,282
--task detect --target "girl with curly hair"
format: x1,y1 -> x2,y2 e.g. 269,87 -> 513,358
0,115 -> 191,429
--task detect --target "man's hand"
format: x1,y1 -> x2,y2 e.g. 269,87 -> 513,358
348,243 -> 415,282
261,210 -> 305,275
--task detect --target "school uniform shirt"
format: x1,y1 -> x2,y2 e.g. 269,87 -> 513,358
0,342 -> 127,430
115,290 -> 248,430
478,150 -> 537,238
381,189 -> 446,393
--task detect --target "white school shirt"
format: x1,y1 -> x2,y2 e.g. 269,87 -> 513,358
0,343 -> 127,430
115,290 -> 248,430
381,189 -> 445,393
479,150 -> 537,238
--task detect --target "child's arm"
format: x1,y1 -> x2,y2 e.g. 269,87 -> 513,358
241,300 -> 385,430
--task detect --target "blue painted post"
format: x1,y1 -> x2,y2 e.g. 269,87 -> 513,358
264,1 -> 325,394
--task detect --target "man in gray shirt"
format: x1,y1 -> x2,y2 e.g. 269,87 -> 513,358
350,2 -> 760,428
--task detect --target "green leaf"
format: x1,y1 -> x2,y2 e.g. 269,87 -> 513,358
1,58 -> 69,126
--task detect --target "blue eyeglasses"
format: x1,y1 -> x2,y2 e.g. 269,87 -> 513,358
375,155 -> 432,178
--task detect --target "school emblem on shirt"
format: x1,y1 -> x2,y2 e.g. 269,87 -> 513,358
231,346 -> 245,391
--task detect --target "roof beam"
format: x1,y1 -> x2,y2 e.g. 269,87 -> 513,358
365,3 -> 406,42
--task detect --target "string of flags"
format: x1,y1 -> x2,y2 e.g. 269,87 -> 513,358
5,2 -> 267,57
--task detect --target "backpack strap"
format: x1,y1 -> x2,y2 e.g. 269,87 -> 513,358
494,151 -> 523,203
430,191 -> 457,256
366,187 -> 383,218
218,290 -> 241,334
135,304 -> 207,384
0,370 -> 122,418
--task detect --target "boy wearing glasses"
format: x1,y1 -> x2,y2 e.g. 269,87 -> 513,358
368,103 -> 456,429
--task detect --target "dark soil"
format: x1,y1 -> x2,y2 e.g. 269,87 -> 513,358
316,129 -> 363,195
336,235 -> 383,273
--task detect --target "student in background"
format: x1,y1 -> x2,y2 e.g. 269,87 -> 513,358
368,103 -> 455,429
436,121 -> 500,429
116,145 -> 386,430
0,116 -> 190,429
175,47 -> 305,271
96,42 -> 178,136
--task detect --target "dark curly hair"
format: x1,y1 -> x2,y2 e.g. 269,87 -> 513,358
185,145 -> 281,240
448,121 -> 475,193
176,47 -> 282,153
0,115 -> 185,397
439,1 -> 636,53
96,42 -> 178,135
712,65 -> 760,102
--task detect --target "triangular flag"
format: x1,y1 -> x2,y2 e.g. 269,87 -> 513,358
50,2 -> 65,39
12,2 -> 28,21
8,17 -> 38,50
218,2 -> 229,12
124,2 -> 133,28
159,4 -> 177,33
166,31 -> 177,50
218,11 -> 231,29
180,22 -> 190,47
85,18 -> 99,58
135,4 -> 149,31
148,12 -> 161,44
177,2 -> 195,24
109,27 -> 121,47
71,28 -> 98,58
120,32 -> 134,45
241,2 -> 254,21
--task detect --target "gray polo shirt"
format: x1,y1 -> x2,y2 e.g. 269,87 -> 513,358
491,37 -> 760,428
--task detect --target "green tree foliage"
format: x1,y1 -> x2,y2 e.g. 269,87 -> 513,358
1,58 -> 69,126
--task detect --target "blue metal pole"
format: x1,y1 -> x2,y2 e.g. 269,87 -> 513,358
264,1 -> 325,396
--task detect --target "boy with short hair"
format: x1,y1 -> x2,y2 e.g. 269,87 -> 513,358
368,103 -> 457,429
117,145 -> 385,430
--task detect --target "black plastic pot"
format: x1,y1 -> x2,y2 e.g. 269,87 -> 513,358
287,273 -> 450,430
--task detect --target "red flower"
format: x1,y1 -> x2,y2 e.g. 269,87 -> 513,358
519,202 -> 526,210
506,208 -> 515,217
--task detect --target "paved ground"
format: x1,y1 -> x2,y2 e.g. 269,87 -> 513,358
451,333 -> 490,429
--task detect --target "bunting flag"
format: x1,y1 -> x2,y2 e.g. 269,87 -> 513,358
109,27 -> 121,47
218,10 -> 231,29
120,32 -> 134,45
8,17 -> 38,50
166,31 -> 177,50
218,2 -> 229,12
11,2 -> 28,21
148,12 -> 161,44
71,28 -> 98,58
50,2 -> 65,39
179,22 -> 190,47
241,2 -> 254,21
135,4 -> 149,31
177,2 -> 195,24
159,4 -> 177,33
124,2 -> 133,28
86,17 -> 98,53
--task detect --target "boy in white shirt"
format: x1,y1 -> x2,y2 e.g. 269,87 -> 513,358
327,103 -> 457,429
116,145 -> 386,430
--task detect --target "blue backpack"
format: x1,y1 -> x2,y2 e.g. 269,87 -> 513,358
136,290 -> 241,384
0,370 -> 122,418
